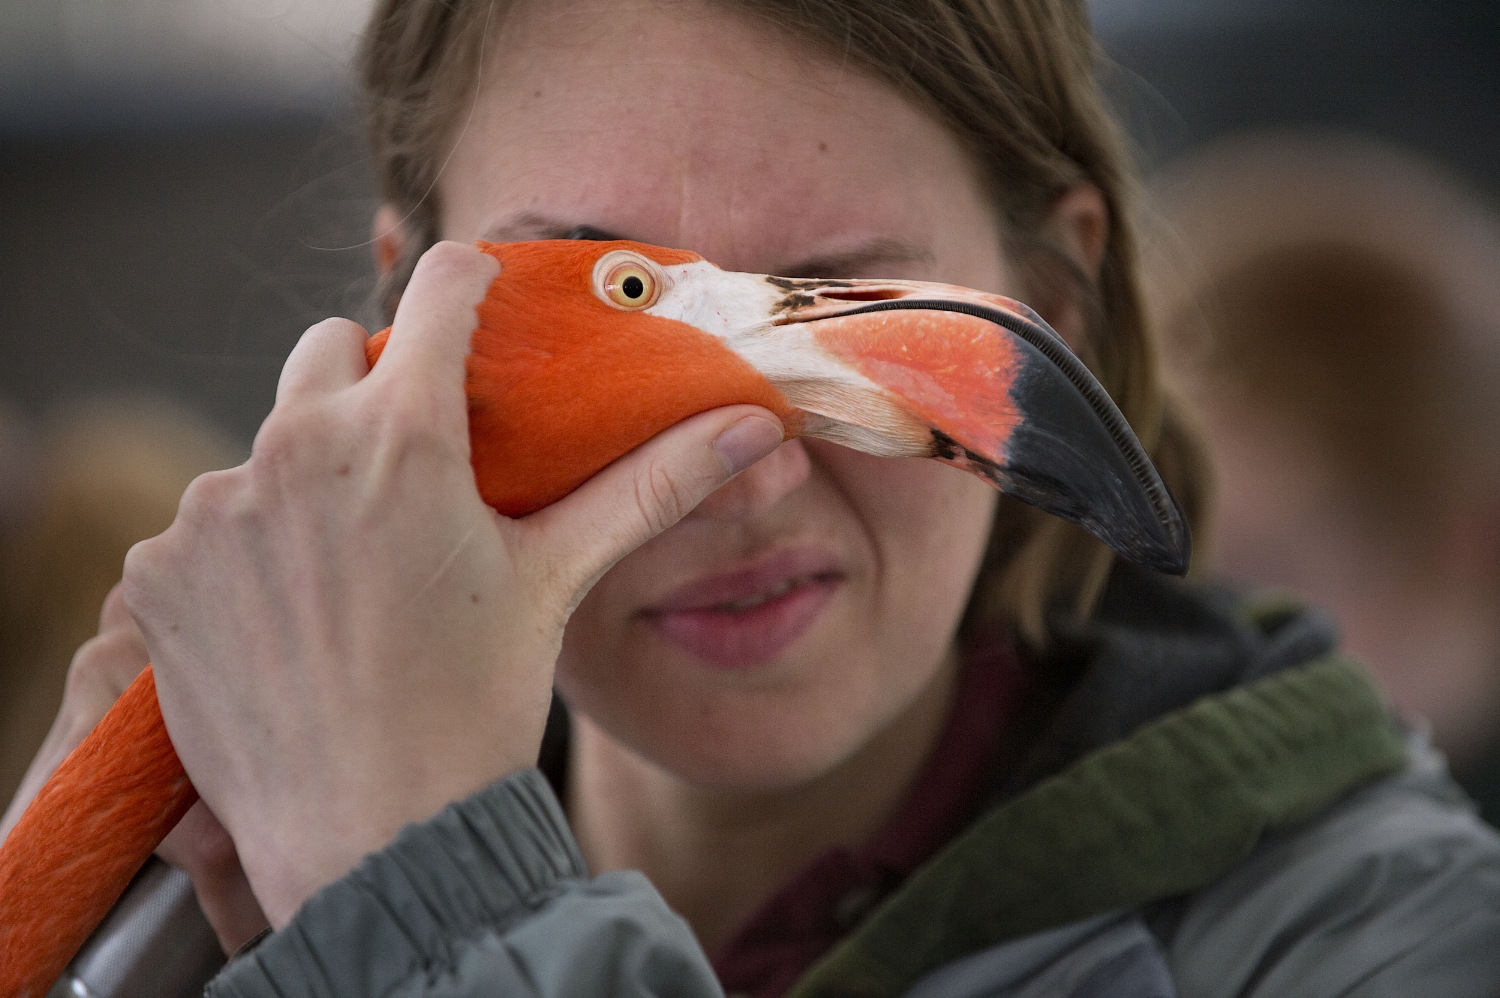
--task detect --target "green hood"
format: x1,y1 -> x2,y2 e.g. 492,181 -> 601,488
789,568 -> 1407,998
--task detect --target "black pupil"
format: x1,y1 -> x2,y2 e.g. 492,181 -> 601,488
623,275 -> 645,299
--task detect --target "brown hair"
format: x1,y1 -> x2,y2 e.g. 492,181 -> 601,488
357,0 -> 1207,643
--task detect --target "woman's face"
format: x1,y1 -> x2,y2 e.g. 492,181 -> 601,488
437,0 -> 1008,790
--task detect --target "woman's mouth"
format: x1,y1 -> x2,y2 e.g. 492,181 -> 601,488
642,549 -> 844,669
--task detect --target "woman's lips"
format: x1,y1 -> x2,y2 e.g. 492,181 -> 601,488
643,549 -> 844,669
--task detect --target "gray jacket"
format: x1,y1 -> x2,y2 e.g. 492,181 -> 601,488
206,572 -> 1500,997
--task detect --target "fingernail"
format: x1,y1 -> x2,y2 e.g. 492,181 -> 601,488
714,416 -> 784,476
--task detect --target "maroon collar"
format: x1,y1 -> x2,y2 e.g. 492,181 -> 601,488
710,639 -> 1027,998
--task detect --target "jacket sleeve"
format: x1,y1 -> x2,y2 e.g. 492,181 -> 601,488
1162,732 -> 1500,998
205,768 -> 724,998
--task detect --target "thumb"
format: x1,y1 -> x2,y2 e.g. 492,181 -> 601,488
524,405 -> 784,595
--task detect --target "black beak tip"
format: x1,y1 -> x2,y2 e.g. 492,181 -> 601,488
1134,490 -> 1192,577
1000,452 -> 1193,578
823,296 -> 1195,577
997,321 -> 1195,578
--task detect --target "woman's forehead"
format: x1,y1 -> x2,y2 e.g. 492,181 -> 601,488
439,0 -> 999,281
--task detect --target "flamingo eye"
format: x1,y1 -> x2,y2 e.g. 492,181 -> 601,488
601,258 -> 660,309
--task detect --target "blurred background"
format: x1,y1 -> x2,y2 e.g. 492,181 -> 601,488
1,0 -> 1497,818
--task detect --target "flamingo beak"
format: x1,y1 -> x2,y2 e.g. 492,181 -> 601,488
454,241 -> 1189,575
647,259 -> 1191,575
778,279 -> 1189,574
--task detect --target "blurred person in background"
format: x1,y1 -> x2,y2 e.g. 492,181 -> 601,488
1145,132 -> 1500,823
0,400 -> 238,807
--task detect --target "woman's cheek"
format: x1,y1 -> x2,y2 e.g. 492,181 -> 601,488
856,466 -> 997,672
812,444 -> 997,600
554,580 -> 628,698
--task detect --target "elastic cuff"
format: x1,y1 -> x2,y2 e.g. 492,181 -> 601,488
208,768 -> 587,997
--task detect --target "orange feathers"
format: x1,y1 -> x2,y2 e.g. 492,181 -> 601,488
0,669 -> 195,997
366,240 -> 801,516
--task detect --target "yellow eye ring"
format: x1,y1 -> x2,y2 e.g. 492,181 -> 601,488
601,258 -> 660,310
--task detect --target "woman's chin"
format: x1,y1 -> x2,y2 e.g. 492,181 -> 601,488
645,724 -> 862,793
628,668 -> 882,792
563,647 -> 878,794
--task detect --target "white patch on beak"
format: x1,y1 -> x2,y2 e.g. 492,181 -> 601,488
644,261 -> 933,457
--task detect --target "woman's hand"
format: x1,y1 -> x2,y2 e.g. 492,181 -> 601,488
1,583 -> 270,954
121,242 -> 783,927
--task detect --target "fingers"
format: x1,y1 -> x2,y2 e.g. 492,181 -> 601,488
528,405 -> 783,594
275,318 -> 371,407
98,580 -> 133,633
65,624 -> 150,708
369,241 -> 498,413
158,800 -> 270,954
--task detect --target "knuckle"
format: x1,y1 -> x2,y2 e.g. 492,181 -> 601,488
305,316 -> 365,342
121,537 -> 161,611
253,405 -> 367,489
65,630 -> 144,700
177,467 -> 238,519
276,317 -> 369,404
186,818 -> 240,875
99,580 -> 130,629
285,318 -> 358,364
634,461 -> 693,536
123,465 -> 249,626
416,240 -> 491,281
171,468 -> 251,540
64,636 -> 109,693
250,412 -> 303,471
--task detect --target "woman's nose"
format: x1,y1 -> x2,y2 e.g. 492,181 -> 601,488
691,438 -> 811,520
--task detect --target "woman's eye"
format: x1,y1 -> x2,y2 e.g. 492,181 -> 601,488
603,261 -> 659,309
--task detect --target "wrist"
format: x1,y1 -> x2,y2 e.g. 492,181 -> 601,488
238,821 -> 367,929
235,763 -> 541,927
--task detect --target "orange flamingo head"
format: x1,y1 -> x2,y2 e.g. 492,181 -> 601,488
366,239 -> 1189,574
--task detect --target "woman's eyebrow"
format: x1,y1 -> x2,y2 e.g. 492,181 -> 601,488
481,218 -> 933,278
480,214 -> 626,243
778,238 -> 936,279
